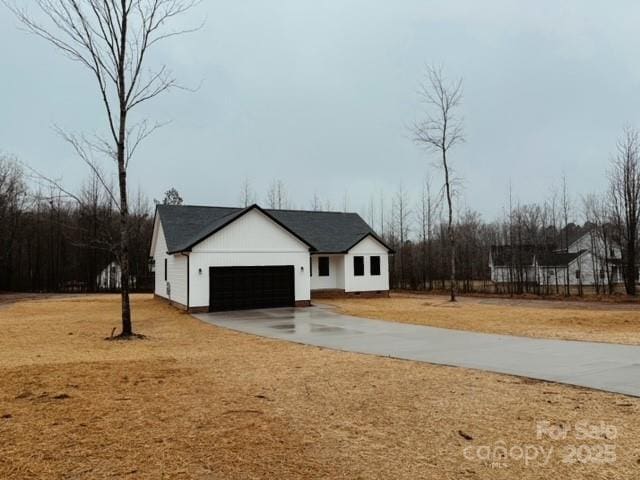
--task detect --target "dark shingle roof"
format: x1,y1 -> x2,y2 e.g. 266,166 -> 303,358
490,245 -> 538,266
537,250 -> 586,267
490,244 -> 586,267
267,209 -> 378,253
156,204 -> 391,254
156,205 -> 240,253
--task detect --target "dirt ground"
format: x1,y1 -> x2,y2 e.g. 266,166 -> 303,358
324,293 -> 640,345
1,294 -> 639,479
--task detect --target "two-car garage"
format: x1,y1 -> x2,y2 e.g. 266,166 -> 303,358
209,266 -> 295,311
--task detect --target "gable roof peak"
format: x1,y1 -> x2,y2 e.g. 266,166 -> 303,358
155,203 -> 391,254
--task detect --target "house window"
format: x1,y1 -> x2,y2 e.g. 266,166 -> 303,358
575,270 -> 581,279
310,258 -> 313,276
599,269 -> 605,279
164,258 -> 168,281
370,256 -> 381,276
354,256 -> 364,276
318,257 -> 330,276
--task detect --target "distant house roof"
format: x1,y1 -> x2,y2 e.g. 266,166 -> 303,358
490,245 -> 538,266
537,250 -> 586,267
155,204 -> 393,254
491,244 -> 586,267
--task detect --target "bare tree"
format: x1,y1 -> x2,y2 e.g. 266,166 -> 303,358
412,65 -> 464,301
367,193 -> 376,227
5,0 -> 200,336
561,174 -> 572,295
609,127 -> 640,295
393,183 -> 411,288
239,177 -> 255,207
0,155 -> 28,290
584,193 -> 616,294
378,189 -> 385,236
265,179 -> 288,209
416,175 -> 439,289
342,190 -> 350,213
309,191 -> 322,211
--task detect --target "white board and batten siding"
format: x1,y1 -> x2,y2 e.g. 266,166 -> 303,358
188,209 -> 311,308
310,255 -> 345,290
344,235 -> 389,292
152,216 -> 188,306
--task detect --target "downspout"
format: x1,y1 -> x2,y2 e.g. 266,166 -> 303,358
181,252 -> 190,311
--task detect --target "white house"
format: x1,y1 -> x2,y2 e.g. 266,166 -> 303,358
489,229 -> 625,288
96,261 -> 138,291
150,204 -> 393,312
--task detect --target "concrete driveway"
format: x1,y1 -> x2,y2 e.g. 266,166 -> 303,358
193,305 -> 640,397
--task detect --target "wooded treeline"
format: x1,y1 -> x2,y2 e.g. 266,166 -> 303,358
0,156 -> 153,292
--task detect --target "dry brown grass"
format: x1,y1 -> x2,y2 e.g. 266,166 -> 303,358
1,294 -> 639,479
325,293 -> 640,345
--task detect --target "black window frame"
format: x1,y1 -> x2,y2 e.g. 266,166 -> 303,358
354,256 -> 364,276
318,256 -> 330,277
164,258 -> 168,281
370,256 -> 381,276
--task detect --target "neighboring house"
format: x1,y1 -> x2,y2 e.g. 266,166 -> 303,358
150,204 -> 393,312
96,261 -> 138,291
489,229 -> 625,287
97,261 -> 121,290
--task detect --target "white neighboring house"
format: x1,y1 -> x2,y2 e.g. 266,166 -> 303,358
96,261 -> 137,291
489,229 -> 625,287
97,261 -> 122,290
150,204 -> 393,312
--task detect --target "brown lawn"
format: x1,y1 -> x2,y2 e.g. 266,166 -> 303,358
0,294 -> 639,479
324,293 -> 640,345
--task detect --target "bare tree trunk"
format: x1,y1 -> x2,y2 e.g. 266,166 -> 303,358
444,151 -> 456,301
118,116 -> 132,334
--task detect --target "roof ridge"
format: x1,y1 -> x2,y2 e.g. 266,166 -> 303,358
160,204 -> 242,210
267,208 -> 359,215
160,203 -> 361,215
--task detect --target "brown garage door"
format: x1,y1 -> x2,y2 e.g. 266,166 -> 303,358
209,266 -> 295,312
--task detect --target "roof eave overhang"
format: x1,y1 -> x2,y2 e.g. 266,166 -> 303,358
344,232 -> 394,254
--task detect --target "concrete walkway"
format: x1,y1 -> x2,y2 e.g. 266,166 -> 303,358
193,305 -> 640,397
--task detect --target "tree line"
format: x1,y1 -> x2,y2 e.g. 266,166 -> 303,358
0,156 -> 154,293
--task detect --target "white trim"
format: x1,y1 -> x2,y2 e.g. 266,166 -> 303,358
347,233 -> 388,254
193,249 -> 307,254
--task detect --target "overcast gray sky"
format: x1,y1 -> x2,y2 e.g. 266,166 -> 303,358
3,0 -> 640,220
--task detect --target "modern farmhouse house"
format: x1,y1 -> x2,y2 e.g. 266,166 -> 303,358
489,229 -> 625,289
150,204 -> 392,312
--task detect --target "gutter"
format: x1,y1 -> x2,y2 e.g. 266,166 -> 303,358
181,252 -> 190,310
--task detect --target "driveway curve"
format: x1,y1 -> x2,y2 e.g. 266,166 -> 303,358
193,305 -> 640,397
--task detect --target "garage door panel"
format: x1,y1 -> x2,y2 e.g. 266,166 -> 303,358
209,266 -> 294,312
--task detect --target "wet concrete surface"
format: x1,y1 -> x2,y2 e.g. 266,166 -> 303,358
193,305 -> 640,397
